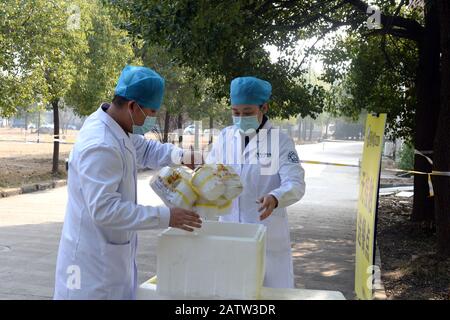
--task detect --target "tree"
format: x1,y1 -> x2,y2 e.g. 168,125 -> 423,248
107,0 -> 449,256
1,0 -> 135,175
134,44 -> 230,143
0,0 -> 89,174
40,2 -> 86,174
0,0 -> 56,117
434,0 -> 450,257
133,44 -> 198,143
321,34 -> 416,140
108,0 -> 326,120
65,1 -> 135,116
313,1 -> 443,230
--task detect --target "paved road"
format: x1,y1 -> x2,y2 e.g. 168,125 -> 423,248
293,141 -> 362,299
0,140 -> 363,299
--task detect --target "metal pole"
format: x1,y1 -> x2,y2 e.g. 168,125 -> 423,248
194,120 -> 201,151
37,111 -> 40,143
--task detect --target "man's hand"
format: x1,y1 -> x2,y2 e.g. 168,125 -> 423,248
169,208 -> 202,232
257,195 -> 278,221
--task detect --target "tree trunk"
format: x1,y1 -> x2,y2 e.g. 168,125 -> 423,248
297,117 -> 302,142
209,115 -> 214,145
302,119 -> 307,140
177,112 -> 183,147
411,0 -> 440,224
52,100 -> 60,175
434,0 -> 450,257
37,111 -> 41,143
392,138 -> 397,161
308,121 -> 313,141
163,110 -> 170,143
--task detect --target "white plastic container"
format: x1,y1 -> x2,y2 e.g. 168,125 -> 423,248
156,221 -> 267,299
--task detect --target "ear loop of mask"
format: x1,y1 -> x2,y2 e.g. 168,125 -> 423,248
129,102 -> 144,125
128,104 -> 136,127
136,102 -> 147,118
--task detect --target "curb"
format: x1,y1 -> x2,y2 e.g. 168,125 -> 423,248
373,243 -> 388,300
0,168 -> 151,199
0,179 -> 67,198
0,168 -> 150,199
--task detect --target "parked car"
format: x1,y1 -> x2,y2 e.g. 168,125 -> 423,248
204,128 -> 221,136
183,125 -> 196,135
27,123 -> 36,130
170,129 -> 184,136
12,122 -> 25,128
36,124 -> 54,134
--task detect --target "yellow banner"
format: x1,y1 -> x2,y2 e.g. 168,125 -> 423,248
355,113 -> 387,300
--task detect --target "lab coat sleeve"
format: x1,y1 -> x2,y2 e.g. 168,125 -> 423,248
78,144 -> 171,230
131,134 -> 183,169
269,137 -> 306,208
205,140 -> 217,164
205,128 -> 228,164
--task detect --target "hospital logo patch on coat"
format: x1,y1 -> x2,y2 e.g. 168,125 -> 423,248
288,151 -> 299,163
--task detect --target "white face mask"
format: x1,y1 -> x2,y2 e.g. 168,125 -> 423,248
129,103 -> 157,135
232,115 -> 260,133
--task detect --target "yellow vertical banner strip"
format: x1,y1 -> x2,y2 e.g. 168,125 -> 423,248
354,113 -> 387,300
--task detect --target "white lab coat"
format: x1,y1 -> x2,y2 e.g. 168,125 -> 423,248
54,106 -> 182,300
206,120 -> 305,288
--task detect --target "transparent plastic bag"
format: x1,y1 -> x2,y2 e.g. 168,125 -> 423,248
150,166 -> 197,210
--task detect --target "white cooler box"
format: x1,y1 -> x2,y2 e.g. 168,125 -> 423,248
156,221 -> 266,299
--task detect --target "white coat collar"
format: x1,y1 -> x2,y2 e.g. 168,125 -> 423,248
242,119 -> 273,157
95,105 -> 135,153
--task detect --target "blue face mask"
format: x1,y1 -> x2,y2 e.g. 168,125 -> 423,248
129,103 -> 157,135
233,115 -> 260,133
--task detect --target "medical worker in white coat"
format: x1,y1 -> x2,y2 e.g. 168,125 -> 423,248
206,76 -> 306,288
54,65 -> 202,300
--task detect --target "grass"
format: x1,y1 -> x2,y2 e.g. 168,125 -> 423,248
0,140 -> 71,189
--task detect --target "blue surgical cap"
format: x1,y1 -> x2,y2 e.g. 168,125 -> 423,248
114,65 -> 165,110
230,76 -> 272,106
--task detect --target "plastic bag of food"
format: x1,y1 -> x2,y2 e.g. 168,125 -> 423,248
193,196 -> 232,220
150,166 -> 197,210
216,165 -> 243,200
191,165 -> 225,201
150,164 -> 242,219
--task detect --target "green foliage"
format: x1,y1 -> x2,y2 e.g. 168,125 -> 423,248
106,0 -> 327,119
105,0 -> 424,140
397,142 -> 415,171
65,1 -> 135,116
137,44 -> 231,127
1,0 -> 425,139
0,0 -> 72,115
321,32 -> 418,141
0,0 -> 135,117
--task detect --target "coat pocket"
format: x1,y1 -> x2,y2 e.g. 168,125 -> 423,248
101,241 -> 133,299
